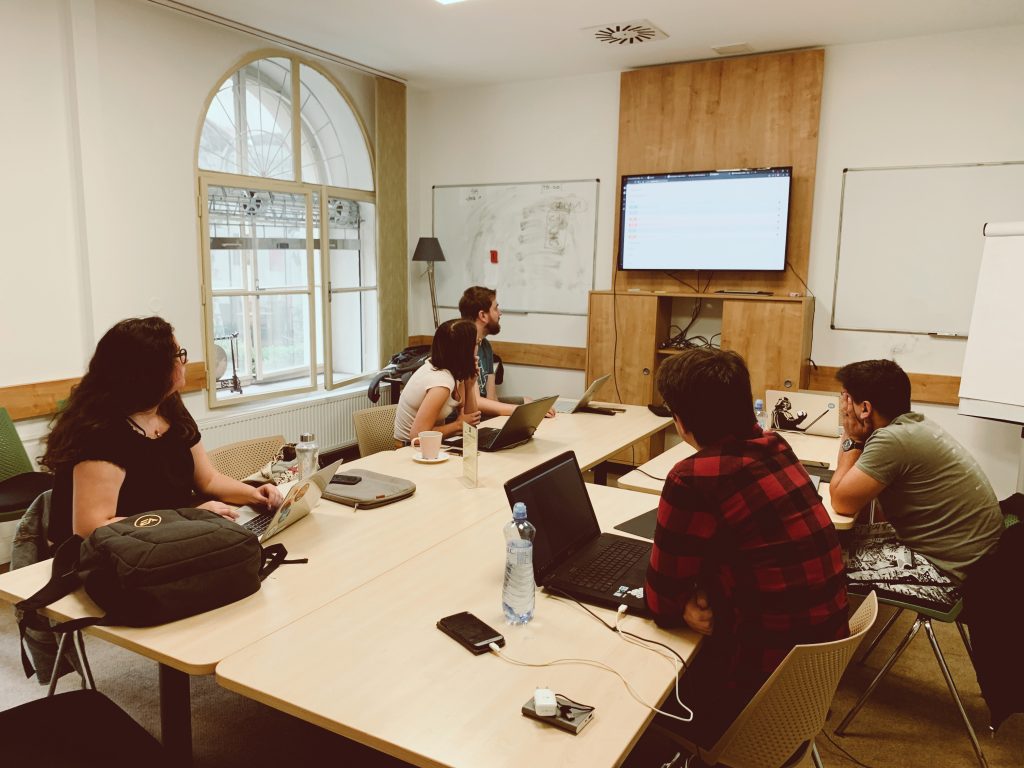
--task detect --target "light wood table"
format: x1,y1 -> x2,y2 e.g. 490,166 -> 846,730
615,431 -> 853,530
217,483 -> 698,768
0,405 -> 671,761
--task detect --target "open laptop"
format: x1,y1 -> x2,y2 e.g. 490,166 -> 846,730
765,390 -> 840,437
553,373 -> 612,414
503,450 -> 652,616
445,394 -> 559,452
234,458 -> 343,542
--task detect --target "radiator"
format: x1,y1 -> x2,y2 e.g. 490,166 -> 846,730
199,386 -> 391,452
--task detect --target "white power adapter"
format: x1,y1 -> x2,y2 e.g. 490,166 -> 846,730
533,687 -> 558,717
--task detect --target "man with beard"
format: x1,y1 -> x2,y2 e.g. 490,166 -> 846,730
458,286 -> 514,416
459,286 -> 557,418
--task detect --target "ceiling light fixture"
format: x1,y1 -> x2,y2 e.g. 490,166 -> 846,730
712,42 -> 754,56
434,0 -> 469,5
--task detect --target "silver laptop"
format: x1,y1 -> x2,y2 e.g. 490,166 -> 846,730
235,459 -> 343,542
554,374 -> 612,414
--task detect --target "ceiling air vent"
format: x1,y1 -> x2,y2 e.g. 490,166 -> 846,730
585,20 -> 668,45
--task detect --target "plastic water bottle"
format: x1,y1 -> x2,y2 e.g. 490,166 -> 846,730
754,399 -> 768,431
502,502 -> 536,625
295,432 -> 319,481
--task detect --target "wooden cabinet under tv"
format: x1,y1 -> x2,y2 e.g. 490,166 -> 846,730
585,291 -> 814,465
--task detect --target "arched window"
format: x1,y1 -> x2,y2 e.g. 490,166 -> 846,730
197,55 -> 377,405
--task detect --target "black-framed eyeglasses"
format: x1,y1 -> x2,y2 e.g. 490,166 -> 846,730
174,348 -> 188,364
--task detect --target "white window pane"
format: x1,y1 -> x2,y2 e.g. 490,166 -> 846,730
328,199 -> 376,288
258,294 -> 311,376
328,289 -> 378,379
299,64 -> 373,190
212,296 -> 252,400
361,290 -> 379,372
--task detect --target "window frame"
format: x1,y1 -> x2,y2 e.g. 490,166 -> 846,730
195,51 -> 378,410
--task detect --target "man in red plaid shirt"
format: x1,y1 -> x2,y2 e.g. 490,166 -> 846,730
645,349 -> 849,755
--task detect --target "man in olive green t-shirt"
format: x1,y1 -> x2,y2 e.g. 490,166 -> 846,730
829,359 -> 1003,608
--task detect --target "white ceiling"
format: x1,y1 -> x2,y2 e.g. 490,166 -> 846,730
167,0 -> 1024,90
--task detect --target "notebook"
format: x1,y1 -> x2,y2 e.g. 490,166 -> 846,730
234,459 -> 344,542
503,450 -> 652,616
445,395 -> 559,452
553,374 -> 612,414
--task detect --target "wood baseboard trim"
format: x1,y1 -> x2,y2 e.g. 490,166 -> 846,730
807,365 -> 961,407
1,361 -> 208,422
407,337 -> 586,371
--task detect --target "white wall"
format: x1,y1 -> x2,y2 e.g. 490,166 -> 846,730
2,0 -> 377,452
407,25 -> 1024,495
407,72 -> 624,399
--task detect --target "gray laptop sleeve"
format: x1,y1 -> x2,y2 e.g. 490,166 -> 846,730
323,469 -> 416,509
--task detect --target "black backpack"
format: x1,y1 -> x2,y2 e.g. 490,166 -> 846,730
15,508 -> 304,677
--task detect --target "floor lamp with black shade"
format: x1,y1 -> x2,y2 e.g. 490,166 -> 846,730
412,237 -> 446,329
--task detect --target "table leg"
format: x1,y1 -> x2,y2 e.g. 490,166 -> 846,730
159,663 -> 192,764
593,461 -> 609,486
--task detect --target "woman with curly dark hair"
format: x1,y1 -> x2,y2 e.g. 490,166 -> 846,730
42,316 -> 282,547
393,318 -> 481,444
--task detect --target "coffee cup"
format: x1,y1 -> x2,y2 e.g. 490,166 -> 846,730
411,430 -> 443,460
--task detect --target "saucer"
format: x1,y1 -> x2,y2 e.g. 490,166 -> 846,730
413,451 -> 450,464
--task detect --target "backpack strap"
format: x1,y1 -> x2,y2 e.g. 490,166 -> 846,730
259,543 -> 308,581
14,536 -> 90,677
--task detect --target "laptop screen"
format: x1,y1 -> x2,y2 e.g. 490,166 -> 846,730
503,451 -> 602,584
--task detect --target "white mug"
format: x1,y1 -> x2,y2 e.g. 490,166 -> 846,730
411,430 -> 443,460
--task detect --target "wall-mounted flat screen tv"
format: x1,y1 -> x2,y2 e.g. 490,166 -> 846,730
618,166 -> 792,271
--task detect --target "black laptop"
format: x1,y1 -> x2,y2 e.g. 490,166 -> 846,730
446,394 -> 559,452
503,450 -> 652,615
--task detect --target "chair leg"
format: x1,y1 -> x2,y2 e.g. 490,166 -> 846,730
922,619 -> 988,768
835,616 -> 922,735
811,741 -> 824,768
956,620 -> 974,664
857,607 -> 903,665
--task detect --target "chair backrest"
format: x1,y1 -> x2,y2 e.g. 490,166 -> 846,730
0,407 -> 34,482
353,405 -> 398,457
207,435 -> 285,481
706,592 -> 879,768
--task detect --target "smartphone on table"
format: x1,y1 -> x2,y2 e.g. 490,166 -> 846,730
436,611 -> 505,655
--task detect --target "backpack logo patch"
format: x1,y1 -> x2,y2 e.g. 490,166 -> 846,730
134,514 -> 162,528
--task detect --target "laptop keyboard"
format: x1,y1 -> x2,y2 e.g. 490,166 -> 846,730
478,426 -> 500,447
243,514 -> 273,536
567,538 -> 650,592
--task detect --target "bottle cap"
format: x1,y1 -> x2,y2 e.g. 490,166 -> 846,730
300,433 -> 315,442
512,501 -> 527,520
754,399 -> 763,410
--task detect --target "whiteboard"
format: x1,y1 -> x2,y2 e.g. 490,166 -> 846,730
432,180 -> 599,315
958,221 -> 1024,424
831,162 -> 1024,335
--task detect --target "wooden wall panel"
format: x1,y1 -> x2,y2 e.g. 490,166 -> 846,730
613,50 -> 824,297
408,337 -> 585,371
807,365 -> 961,406
1,362 -> 207,422
375,77 -> 409,366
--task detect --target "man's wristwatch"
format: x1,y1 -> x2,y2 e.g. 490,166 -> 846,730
841,437 -> 865,452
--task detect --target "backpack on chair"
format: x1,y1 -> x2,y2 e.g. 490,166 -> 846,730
14,507 -> 304,680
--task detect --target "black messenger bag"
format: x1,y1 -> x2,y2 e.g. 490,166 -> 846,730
15,508 -> 305,677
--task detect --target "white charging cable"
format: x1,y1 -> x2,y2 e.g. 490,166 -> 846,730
613,605 -> 694,722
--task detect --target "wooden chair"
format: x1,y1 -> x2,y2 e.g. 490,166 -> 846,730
353,405 -> 398,457
207,435 -> 285,481
660,592 -> 878,768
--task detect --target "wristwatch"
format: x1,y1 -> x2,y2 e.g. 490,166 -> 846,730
841,437 -> 865,452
